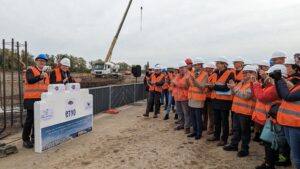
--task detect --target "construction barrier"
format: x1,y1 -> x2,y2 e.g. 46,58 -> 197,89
88,83 -> 147,114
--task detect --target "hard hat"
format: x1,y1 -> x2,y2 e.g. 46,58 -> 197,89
35,54 -> 48,62
267,64 -> 287,77
258,60 -> 270,67
193,57 -> 205,65
284,57 -> 295,65
243,65 -> 257,73
162,66 -> 167,72
215,56 -> 229,65
60,58 -> 71,67
228,64 -> 234,69
178,61 -> 187,68
154,64 -> 162,70
271,51 -> 287,59
204,62 -> 216,69
185,58 -> 193,64
233,56 -> 245,63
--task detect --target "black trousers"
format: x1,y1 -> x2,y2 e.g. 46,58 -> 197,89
22,109 -> 34,141
230,113 -> 252,152
146,91 -> 161,115
264,142 -> 279,168
213,109 -> 229,142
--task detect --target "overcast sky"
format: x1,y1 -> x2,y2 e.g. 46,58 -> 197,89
1,0 -> 300,67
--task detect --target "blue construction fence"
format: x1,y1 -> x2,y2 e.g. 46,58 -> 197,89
88,83 -> 147,114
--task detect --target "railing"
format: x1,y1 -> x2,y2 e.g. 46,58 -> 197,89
88,83 -> 147,114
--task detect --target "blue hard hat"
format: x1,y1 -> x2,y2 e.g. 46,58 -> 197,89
36,54 -> 48,62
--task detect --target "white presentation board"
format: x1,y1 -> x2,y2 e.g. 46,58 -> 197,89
34,83 -> 93,153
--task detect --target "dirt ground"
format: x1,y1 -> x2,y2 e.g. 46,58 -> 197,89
0,101 -> 294,169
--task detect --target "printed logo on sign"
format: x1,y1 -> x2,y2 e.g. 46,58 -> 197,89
41,108 -> 53,121
65,98 -> 76,119
55,86 -> 59,91
85,101 -> 93,110
71,85 -> 76,90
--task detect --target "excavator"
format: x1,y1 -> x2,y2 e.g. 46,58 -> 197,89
91,0 -> 134,77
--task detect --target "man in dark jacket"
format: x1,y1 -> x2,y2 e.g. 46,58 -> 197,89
23,54 -> 49,148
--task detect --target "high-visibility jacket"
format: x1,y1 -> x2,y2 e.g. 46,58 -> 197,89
168,72 -> 174,91
172,73 -> 179,96
277,85 -> 300,127
162,73 -> 169,90
54,68 -> 63,83
207,73 -> 217,99
231,81 -> 255,116
234,69 -> 243,82
211,70 -> 233,101
188,71 -> 207,101
149,73 -> 164,93
24,66 -> 49,99
173,75 -> 188,101
252,101 -> 273,125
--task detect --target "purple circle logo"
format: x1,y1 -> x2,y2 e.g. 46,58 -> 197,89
71,85 -> 76,90
55,86 -> 59,91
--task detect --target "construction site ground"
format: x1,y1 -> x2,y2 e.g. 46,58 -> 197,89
0,100 -> 294,169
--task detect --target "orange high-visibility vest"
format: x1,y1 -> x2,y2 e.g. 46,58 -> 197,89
211,70 -> 233,101
149,73 -> 164,93
207,73 -> 217,99
162,73 -> 169,90
188,71 -> 207,101
231,81 -> 255,116
252,101 -> 272,125
24,66 -> 49,99
54,68 -> 63,83
277,85 -> 300,127
234,69 -> 243,82
168,72 -> 174,91
173,75 -> 188,101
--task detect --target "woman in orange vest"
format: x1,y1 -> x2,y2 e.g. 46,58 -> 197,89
160,68 -> 169,109
252,65 -> 293,169
274,64 -> 300,169
173,61 -> 190,133
144,64 -> 165,118
223,65 -> 256,157
22,54 -> 50,148
207,56 -> 234,147
163,69 -> 176,120
50,58 -> 74,84
186,58 -> 208,140
204,62 -> 217,135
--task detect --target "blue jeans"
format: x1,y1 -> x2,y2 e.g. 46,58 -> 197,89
190,108 -> 203,137
165,91 -> 174,115
284,126 -> 300,169
160,89 -> 168,105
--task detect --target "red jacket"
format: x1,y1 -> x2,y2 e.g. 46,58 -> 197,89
251,82 -> 280,102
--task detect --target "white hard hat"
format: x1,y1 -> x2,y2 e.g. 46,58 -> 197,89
271,51 -> 287,59
193,57 -> 205,65
284,57 -> 295,65
258,60 -> 270,67
178,61 -> 187,68
233,56 -> 245,63
267,64 -> 287,77
215,56 -> 229,65
60,58 -> 71,67
154,64 -> 161,70
204,62 -> 216,69
243,65 -> 257,73
228,64 -> 234,69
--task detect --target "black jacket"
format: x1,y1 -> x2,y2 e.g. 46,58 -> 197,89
50,68 -> 74,84
212,68 -> 235,110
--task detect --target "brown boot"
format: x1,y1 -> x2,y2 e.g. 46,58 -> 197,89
185,128 -> 191,134
207,135 -> 219,141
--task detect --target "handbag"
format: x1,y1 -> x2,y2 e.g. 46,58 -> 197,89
260,119 -> 275,144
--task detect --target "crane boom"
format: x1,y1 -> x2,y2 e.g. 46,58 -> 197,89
104,0 -> 133,63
